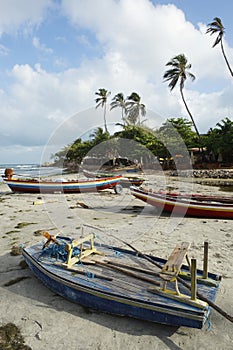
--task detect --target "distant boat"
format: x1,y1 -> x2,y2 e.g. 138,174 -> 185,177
99,157 -> 143,174
82,168 -> 145,187
2,168 -> 122,194
22,230 -> 222,329
130,186 -> 233,219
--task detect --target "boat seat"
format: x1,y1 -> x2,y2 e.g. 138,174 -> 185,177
159,242 -> 191,294
64,233 -> 104,268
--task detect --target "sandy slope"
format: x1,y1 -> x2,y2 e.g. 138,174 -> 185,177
0,176 -> 232,350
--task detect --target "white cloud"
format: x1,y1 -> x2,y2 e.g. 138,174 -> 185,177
59,0 -> 233,124
0,0 -> 54,36
0,43 -> 9,55
32,36 -> 53,54
0,0 -> 232,163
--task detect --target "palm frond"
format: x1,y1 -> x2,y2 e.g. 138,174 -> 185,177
206,17 -> 224,47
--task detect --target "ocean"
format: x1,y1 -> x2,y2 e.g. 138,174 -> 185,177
0,163 -> 63,181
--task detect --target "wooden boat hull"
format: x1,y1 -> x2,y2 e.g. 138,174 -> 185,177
22,237 -> 221,329
101,167 -> 142,174
120,177 -> 144,187
3,176 -> 121,194
130,187 -> 233,219
82,169 -> 145,187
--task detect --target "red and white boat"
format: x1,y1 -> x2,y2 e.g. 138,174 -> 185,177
130,186 -> 233,219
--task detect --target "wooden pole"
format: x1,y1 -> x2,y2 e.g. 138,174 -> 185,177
203,241 -> 208,279
191,258 -> 197,300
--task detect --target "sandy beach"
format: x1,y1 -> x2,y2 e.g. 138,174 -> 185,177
0,174 -> 233,350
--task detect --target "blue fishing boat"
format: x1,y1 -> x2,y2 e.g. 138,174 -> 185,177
2,168 -> 122,194
22,229 -> 222,329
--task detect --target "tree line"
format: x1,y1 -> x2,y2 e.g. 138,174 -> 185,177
53,116 -> 233,168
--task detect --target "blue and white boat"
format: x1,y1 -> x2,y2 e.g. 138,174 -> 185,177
22,230 -> 222,329
2,168 -> 122,194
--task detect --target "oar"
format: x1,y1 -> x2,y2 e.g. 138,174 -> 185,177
102,259 -> 161,277
93,259 -> 160,286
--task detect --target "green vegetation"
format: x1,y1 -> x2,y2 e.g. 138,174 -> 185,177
10,245 -> 22,256
0,323 -> 32,350
53,117 -> 233,168
204,117 -> 233,163
125,92 -> 146,126
110,92 -> 127,124
95,88 -> 111,133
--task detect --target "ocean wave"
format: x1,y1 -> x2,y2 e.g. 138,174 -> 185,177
0,164 -> 63,177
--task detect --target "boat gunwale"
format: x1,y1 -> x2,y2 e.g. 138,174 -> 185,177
130,187 -> 233,210
3,175 -> 122,186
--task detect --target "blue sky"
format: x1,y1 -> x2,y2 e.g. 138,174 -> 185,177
0,0 -> 232,164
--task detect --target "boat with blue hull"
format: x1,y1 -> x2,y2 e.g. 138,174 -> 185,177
2,168 -> 122,194
22,230 -> 222,329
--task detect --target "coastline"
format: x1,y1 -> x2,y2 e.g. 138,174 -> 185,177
0,176 -> 233,350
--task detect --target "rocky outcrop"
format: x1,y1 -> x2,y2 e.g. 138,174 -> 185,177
169,168 -> 233,179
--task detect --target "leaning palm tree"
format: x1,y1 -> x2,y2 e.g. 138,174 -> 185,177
125,92 -> 146,125
95,88 -> 111,133
110,92 -> 127,124
206,17 -> 233,77
163,54 -> 200,138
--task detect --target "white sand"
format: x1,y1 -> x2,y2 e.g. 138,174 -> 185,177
0,175 -> 233,350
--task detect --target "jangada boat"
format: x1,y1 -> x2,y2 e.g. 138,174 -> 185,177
82,168 -> 145,187
130,186 -> 233,219
22,229 -> 223,329
2,168 -> 122,194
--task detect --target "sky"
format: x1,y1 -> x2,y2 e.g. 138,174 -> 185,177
0,0 -> 232,164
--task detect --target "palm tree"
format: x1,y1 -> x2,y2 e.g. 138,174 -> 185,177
95,88 -> 111,132
163,54 -> 200,138
89,127 -> 109,144
206,17 -> 233,77
125,92 -> 146,125
110,92 -> 127,124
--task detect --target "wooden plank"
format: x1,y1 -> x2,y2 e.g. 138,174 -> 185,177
71,233 -> 95,247
61,265 -> 113,281
87,256 -> 161,277
178,272 -> 219,287
147,286 -> 208,309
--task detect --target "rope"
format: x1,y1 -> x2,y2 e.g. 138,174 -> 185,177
207,313 -> 212,332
